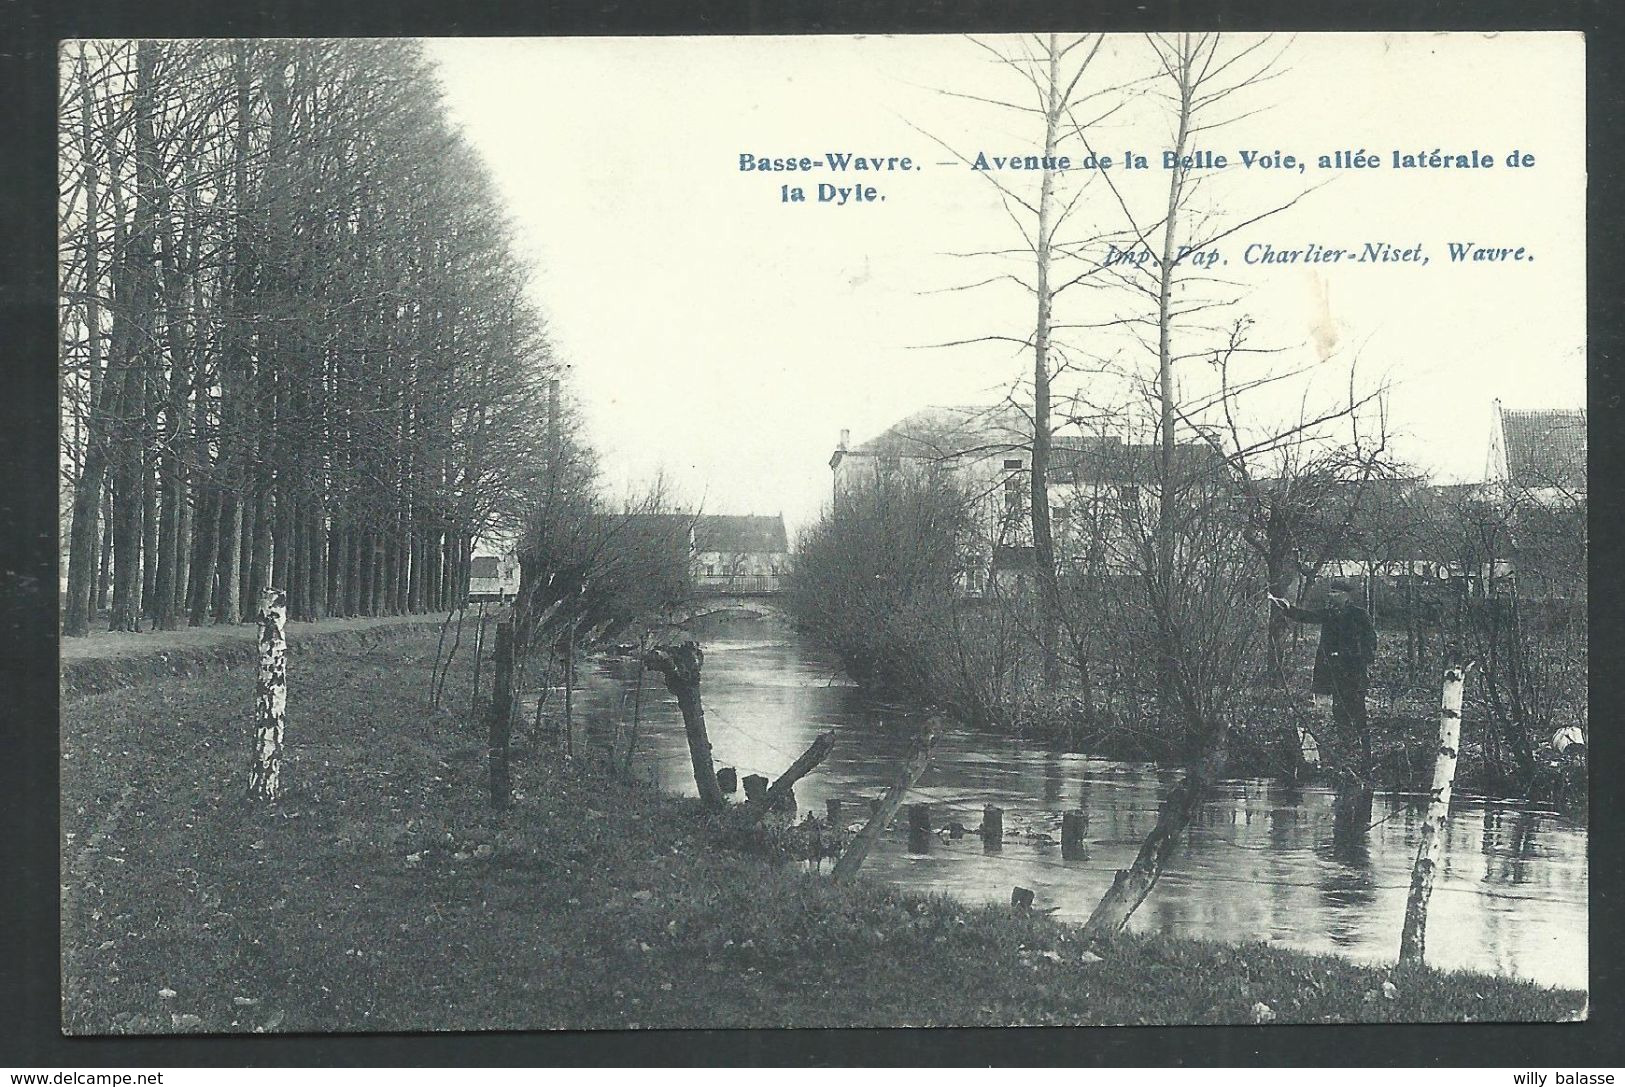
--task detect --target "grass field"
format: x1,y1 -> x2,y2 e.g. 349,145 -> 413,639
59,627 -> 1586,1032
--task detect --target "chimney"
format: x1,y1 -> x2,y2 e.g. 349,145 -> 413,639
839,428 -> 850,451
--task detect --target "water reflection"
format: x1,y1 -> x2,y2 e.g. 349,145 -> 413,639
528,614 -> 1587,991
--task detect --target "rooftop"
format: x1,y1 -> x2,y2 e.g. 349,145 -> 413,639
844,403 -> 1227,483
694,514 -> 788,554
1498,406 -> 1586,493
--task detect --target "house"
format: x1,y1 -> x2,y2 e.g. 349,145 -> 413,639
830,404 -> 1229,593
1482,401 -> 1586,597
467,551 -> 519,602
693,514 -> 790,593
1486,401 -> 1585,505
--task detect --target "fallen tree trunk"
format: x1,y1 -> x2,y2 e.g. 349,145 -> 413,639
832,718 -> 939,884
644,641 -> 726,810
1081,724 -> 1230,937
747,729 -> 836,824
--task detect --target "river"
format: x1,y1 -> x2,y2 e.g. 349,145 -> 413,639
528,612 -> 1587,991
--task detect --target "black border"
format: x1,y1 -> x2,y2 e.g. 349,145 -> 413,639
4,0 -> 1622,1068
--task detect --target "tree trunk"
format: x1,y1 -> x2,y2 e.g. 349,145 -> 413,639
141,432 -> 159,618
832,718 -> 940,883
96,486 -> 113,616
189,487 -> 221,625
1082,725 -> 1228,937
747,730 -> 836,824
249,587 -> 288,801
643,642 -> 726,809
250,483 -> 273,613
1153,40 -> 1196,723
218,488 -> 244,624
62,46 -> 110,638
1399,664 -> 1470,966
1029,36 -> 1063,687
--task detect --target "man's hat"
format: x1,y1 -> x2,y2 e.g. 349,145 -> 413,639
1325,578 -> 1355,592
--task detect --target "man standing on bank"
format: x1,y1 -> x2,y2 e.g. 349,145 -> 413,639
1269,579 -> 1378,780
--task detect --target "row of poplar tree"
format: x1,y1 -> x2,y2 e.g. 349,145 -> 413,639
60,39 -> 565,636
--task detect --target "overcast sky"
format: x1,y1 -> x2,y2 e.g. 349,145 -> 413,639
426,33 -> 1584,536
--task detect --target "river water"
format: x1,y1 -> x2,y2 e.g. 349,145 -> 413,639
529,612 -> 1587,991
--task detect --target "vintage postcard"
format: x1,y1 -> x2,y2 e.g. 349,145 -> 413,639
58,32 -> 1586,1033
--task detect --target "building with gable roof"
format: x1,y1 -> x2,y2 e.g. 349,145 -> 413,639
693,514 -> 790,593
829,403 -> 1230,593
1486,401 -> 1586,505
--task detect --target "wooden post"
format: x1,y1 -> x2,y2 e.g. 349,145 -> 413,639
487,620 -> 515,810
908,803 -> 932,853
1399,663 -> 1472,966
1062,810 -> 1089,860
832,719 -> 940,884
644,642 -> 725,809
248,587 -> 287,801
982,805 -> 1003,852
747,730 -> 837,824
869,797 -> 882,817
743,774 -> 769,805
826,798 -> 842,827
469,600 -> 487,719
1011,887 -> 1035,910
622,637 -> 647,778
564,619 -> 575,758
717,767 -> 738,795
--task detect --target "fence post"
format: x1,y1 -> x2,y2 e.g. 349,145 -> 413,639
1399,663 -> 1472,966
908,803 -> 932,853
249,587 -> 287,802
1062,810 -> 1089,860
487,620 -> 515,810
981,805 -> 1003,852
469,601 -> 487,719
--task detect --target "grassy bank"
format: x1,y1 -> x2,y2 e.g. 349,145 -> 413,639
60,630 -> 1585,1032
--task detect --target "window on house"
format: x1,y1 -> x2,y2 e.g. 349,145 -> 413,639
1004,458 -> 1024,469
1116,484 -> 1140,512
878,454 -> 901,473
1004,475 -> 1022,510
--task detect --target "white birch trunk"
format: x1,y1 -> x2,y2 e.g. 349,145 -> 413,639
249,587 -> 288,801
1398,663 -> 1469,965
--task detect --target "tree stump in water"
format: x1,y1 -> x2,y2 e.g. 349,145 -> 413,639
908,803 -> 931,853
982,805 -> 1003,852
1062,810 -> 1089,860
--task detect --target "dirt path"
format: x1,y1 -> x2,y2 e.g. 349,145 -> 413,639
62,611 -> 453,662
60,610 -> 476,699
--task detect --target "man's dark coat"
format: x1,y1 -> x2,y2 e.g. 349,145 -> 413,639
1282,599 -> 1378,694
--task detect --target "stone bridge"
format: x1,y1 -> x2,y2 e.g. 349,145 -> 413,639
679,588 -> 789,624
